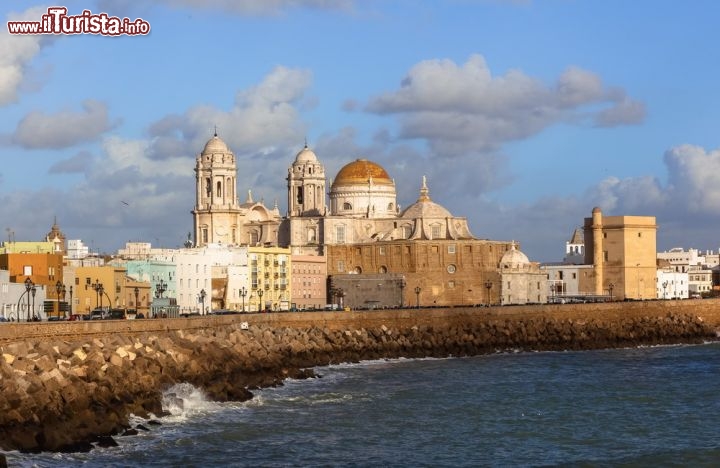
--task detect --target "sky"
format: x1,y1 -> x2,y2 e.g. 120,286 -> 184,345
2,0 -> 720,262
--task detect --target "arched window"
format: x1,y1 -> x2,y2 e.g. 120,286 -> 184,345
250,231 -> 259,244
206,178 -> 212,196
336,225 -> 346,244
307,228 -> 316,243
226,177 -> 232,198
387,203 -> 394,211
343,202 -> 352,211
216,181 -> 222,197
379,266 -> 387,274
402,225 -> 412,239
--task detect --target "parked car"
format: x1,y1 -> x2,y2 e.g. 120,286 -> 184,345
90,309 -> 108,320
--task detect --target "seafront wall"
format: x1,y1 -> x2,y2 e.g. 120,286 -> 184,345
1,299 -> 719,453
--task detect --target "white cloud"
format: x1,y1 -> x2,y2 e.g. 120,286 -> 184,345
365,54 -> 646,157
12,100 -> 119,149
148,65 -> 313,160
0,6 -> 54,106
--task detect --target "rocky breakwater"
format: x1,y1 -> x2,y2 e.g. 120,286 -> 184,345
0,311 -> 716,453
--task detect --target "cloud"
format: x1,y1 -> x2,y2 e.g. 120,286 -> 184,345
155,0 -> 353,15
12,100 -> 120,149
365,54 -> 646,157
147,65 -> 313,161
0,6 -> 55,106
48,150 -> 95,174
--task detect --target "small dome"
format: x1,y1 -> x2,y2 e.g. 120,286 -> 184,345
401,176 -> 451,218
202,134 -> 230,154
332,159 -> 393,188
500,244 -> 530,267
401,200 -> 452,219
295,144 -> 318,163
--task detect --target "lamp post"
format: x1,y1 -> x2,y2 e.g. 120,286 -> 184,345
134,287 -> 139,314
609,282 -> 614,302
55,280 -> 63,320
662,281 -> 668,300
31,284 -> 37,320
98,283 -> 105,310
24,277 -> 32,322
60,283 -> 67,319
199,289 -> 206,315
414,286 -> 421,309
399,278 -> 406,308
156,279 -> 167,299
90,279 -> 102,308
239,287 -> 247,312
485,280 -> 492,307
69,285 -> 73,316
258,289 -> 264,312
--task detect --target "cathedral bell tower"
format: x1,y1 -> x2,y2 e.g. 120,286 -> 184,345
287,143 -> 326,217
284,143 -> 327,254
192,132 -> 241,246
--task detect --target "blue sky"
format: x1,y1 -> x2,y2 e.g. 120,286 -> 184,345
2,0 -> 720,262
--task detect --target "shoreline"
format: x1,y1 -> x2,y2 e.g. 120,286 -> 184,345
1,302 -> 719,453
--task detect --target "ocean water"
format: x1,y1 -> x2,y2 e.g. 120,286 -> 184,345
6,342 -> 720,467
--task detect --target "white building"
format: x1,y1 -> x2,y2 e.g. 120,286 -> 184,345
656,268 -> 689,299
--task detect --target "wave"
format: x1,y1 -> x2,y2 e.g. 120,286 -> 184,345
159,383 -> 223,422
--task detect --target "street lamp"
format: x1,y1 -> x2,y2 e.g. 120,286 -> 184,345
31,284 -> 37,321
60,284 -> 67,319
414,286 -> 421,309
199,289 -> 206,314
89,279 -> 102,309
24,277 -> 32,322
239,287 -> 247,312
156,279 -> 167,299
609,282 -> 614,302
68,285 -> 73,316
55,280 -> 63,320
258,289 -> 264,312
484,280 -> 492,307
134,287 -> 140,315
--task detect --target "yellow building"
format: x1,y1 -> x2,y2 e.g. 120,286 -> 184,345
73,265 -> 129,313
248,246 -> 291,311
583,207 -> 657,300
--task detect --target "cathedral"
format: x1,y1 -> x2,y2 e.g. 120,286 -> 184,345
192,132 -> 542,307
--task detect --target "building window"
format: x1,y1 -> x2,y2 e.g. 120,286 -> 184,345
343,202 -> 352,211
448,245 -> 456,254
379,246 -> 385,255
336,225 -> 346,244
216,181 -> 222,197
448,280 -> 455,288
202,228 -> 208,244
337,260 -> 345,272
388,203 -> 394,211
638,232 -> 642,237
431,225 -> 441,239
379,266 -> 387,273
604,251 -> 608,262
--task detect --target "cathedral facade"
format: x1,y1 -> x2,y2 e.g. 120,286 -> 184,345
192,133 -> 539,307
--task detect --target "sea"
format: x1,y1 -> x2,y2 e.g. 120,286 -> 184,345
5,342 -> 720,467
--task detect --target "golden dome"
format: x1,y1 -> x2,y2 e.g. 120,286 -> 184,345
332,159 -> 393,187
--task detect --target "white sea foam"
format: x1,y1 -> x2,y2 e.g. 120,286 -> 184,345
160,382 -> 222,422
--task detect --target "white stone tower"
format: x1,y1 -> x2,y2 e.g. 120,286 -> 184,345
192,132 -> 241,246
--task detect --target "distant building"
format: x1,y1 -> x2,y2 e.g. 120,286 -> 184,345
499,244 -> 547,305
583,207 -> 657,300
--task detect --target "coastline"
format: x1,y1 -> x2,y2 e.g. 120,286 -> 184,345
1,301 -> 718,453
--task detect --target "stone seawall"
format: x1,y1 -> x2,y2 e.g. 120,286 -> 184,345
1,300 -> 719,453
